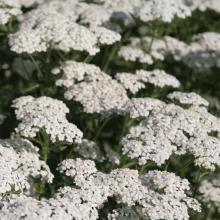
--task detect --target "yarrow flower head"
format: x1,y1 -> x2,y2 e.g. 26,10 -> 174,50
0,188 -> 100,220
51,60 -> 111,88
121,93 -> 220,169
0,157 -> 201,220
118,46 -> 154,64
119,36 -> 189,64
167,91 -> 209,107
195,0 -> 220,13
65,79 -> 129,114
135,0 -> 192,23
9,0 -> 121,55
12,96 -> 83,143
184,32 -> 220,69
199,175 -> 220,211
116,69 -> 180,94
122,98 -> 166,118
53,61 -> 129,114
57,159 -> 200,220
0,0 -> 22,25
0,138 -> 53,196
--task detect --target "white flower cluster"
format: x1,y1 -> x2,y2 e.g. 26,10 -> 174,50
76,0 -> 195,27
53,60 -> 129,114
116,69 -> 180,94
122,98 -> 166,118
135,0 -> 192,23
167,91 -> 209,107
1,0 -> 219,29
0,138 -> 53,196
115,73 -> 146,94
0,0 -> 22,25
121,93 -> 220,169
57,159 -> 200,220
139,170 -> 201,219
0,188 -> 100,220
76,0 -> 220,27
118,46 -> 154,64
51,60 -> 111,88
199,176 -> 220,211
120,32 -> 220,70
180,0 -> 220,12
0,0 -> 48,25
9,0 -> 121,55
194,0 -> 220,13
0,157 -> 201,219
76,2 -> 112,26
74,0 -> 220,26
65,79 -> 129,114
119,36 -> 189,64
12,96 -> 83,143
184,32 -> 220,69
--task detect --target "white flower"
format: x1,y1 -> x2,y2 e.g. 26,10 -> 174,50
121,97 -> 220,169
136,171 -> 201,220
116,72 -> 146,94
192,32 -> 220,52
167,91 -> 209,107
89,25 -> 121,45
9,0 -> 121,55
0,189 -> 99,220
122,98 -> 166,118
77,3 -> 112,26
118,46 -> 154,64
135,0 -> 192,23
57,158 -> 97,179
0,138 -> 53,196
52,60 -> 111,88
53,61 -> 128,114
184,32 -> 220,69
136,69 -> 180,88
199,176 -> 220,211
196,0 -> 220,13
116,69 -> 180,94
57,160 -> 200,219
119,36 -> 189,64
0,159 -> 198,220
121,122 -> 178,165
65,79 -> 129,114
12,96 -> 83,143
0,0 -> 22,25
103,0 -> 141,15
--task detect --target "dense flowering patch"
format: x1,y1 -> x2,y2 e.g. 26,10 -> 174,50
0,0 -> 220,219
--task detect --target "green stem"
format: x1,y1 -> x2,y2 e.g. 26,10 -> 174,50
40,131 -> 50,163
193,170 -> 209,197
94,117 -> 111,140
102,44 -> 118,72
29,54 -> 43,79
83,55 -> 94,63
